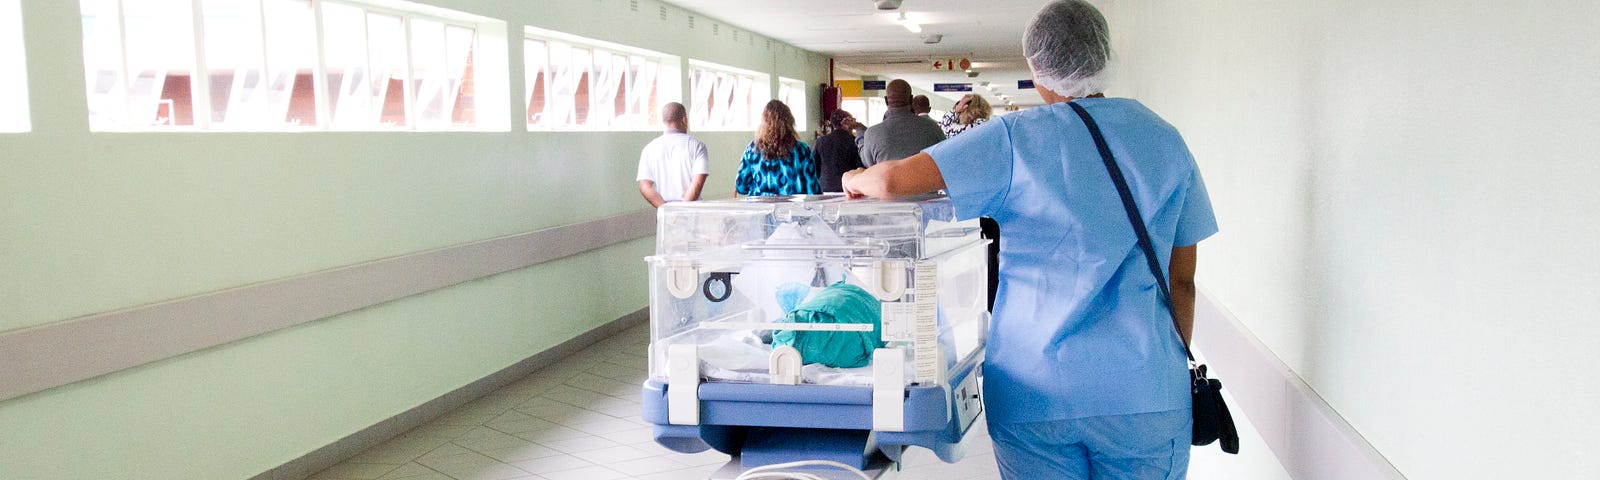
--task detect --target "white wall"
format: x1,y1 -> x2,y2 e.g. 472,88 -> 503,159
1099,1 -> 1600,478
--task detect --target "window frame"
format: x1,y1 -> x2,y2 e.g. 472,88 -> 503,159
78,0 -> 502,132
777,76 -> 807,132
523,25 -> 681,132
686,59 -> 769,133
1,0 -> 27,132
840,96 -> 888,128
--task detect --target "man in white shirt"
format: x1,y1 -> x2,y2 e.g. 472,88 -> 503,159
636,102 -> 710,207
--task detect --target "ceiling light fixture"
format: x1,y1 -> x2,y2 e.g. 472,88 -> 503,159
897,12 -> 922,33
874,0 -> 903,10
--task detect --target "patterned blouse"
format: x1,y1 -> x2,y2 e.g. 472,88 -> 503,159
735,141 -> 822,196
939,111 -> 988,138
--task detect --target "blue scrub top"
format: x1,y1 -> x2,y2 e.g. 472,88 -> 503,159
925,98 -> 1218,424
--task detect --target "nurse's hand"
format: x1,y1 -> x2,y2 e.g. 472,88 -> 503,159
843,153 -> 946,200
842,168 -> 868,199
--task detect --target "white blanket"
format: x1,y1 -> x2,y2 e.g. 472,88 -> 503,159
695,329 -> 913,386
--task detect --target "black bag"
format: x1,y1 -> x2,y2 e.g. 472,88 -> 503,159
1068,102 -> 1240,454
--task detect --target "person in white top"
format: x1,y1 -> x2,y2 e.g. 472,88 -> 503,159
637,102 -> 710,207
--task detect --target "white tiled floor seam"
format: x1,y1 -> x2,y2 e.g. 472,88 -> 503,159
309,324 -> 1002,480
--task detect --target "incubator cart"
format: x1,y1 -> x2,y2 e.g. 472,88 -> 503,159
641,195 -> 988,479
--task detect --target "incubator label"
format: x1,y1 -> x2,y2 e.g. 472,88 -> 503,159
913,263 -> 938,383
881,302 -> 916,342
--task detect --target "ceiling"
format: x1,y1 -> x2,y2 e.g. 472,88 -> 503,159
661,0 -> 1050,107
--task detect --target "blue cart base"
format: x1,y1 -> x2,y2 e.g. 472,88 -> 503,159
640,362 -> 983,470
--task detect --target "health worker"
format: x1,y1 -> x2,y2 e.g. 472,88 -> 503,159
841,1 -> 1219,478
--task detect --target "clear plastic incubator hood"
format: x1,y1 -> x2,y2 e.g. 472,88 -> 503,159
640,194 -> 989,477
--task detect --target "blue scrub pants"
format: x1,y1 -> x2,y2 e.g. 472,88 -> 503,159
989,409 -> 1191,480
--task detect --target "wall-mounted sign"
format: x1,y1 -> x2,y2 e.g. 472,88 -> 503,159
835,80 -> 863,97
1018,79 -> 1035,89
933,83 -> 973,92
931,58 -> 972,72
863,80 -> 887,91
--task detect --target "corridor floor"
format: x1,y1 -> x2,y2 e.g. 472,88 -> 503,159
308,323 -> 1002,480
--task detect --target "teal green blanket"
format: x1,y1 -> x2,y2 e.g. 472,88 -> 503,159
772,282 -> 884,368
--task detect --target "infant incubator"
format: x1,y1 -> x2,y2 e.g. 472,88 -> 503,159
640,194 -> 989,479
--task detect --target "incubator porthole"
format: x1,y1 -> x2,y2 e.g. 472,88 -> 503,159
703,272 -> 735,302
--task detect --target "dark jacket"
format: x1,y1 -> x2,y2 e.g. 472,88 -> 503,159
814,129 -> 864,192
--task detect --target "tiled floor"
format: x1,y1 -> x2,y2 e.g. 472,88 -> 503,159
310,324 -> 1001,480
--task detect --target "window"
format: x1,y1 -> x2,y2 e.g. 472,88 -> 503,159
79,0 -> 496,131
840,97 -> 888,128
778,77 -> 807,132
525,27 -> 679,131
1,0 -> 26,132
688,61 -> 768,131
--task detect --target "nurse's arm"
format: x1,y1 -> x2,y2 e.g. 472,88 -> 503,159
842,152 -> 946,199
1169,245 -> 1198,346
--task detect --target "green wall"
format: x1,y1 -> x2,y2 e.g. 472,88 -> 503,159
0,0 -> 828,478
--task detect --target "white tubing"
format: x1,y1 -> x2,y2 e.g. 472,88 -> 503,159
732,460 -> 874,480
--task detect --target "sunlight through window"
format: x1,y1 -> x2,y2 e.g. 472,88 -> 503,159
525,27 -> 679,131
1,0 -> 26,132
80,0 -> 493,132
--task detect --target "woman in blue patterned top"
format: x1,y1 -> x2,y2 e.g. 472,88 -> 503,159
735,100 -> 820,196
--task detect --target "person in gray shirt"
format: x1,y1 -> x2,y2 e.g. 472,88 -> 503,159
859,79 -> 946,167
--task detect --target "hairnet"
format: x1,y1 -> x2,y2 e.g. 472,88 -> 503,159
1023,0 -> 1111,98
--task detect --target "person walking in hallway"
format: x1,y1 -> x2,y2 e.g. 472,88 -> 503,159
843,1 -> 1218,478
636,103 -> 709,208
735,100 -> 820,196
912,94 -> 934,118
858,79 -> 946,167
940,93 -> 993,138
815,110 -> 866,193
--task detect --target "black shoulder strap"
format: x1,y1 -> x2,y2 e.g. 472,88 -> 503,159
1067,101 -> 1195,363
